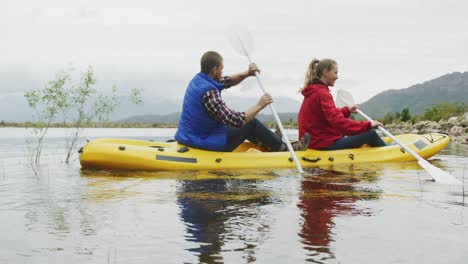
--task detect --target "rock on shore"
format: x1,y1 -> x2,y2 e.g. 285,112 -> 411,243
383,112 -> 468,144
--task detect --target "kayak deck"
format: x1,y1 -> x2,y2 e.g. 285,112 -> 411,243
79,133 -> 450,171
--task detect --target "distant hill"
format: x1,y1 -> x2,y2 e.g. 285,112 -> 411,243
118,112 -> 299,124
221,96 -> 301,114
119,112 -> 181,124
360,71 -> 468,118
117,96 -> 301,124
0,95 -> 181,122
4,71 -> 467,123
111,96 -> 180,120
0,94 -> 301,123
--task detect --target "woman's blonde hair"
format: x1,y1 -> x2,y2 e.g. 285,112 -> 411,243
300,58 -> 337,92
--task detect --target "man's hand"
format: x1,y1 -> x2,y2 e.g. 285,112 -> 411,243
229,63 -> 261,86
246,63 -> 260,77
244,93 -> 273,125
257,93 -> 273,109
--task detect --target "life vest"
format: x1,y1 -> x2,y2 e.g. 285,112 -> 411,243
175,72 -> 227,151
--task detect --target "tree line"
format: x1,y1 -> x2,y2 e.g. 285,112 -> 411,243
381,102 -> 467,124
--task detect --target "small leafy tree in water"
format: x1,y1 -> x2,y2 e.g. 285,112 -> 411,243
25,71 -> 70,167
63,66 -> 121,163
25,66 -> 142,167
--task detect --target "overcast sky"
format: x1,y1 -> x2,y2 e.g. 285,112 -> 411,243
1,0 -> 467,104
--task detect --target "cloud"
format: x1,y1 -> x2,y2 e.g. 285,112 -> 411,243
0,0 -> 467,104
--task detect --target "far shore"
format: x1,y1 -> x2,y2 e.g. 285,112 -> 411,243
1,115 -> 466,145
0,121 -> 282,129
0,122 -> 178,129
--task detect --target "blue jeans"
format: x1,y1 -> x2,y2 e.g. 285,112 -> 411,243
225,118 -> 282,152
320,129 -> 387,150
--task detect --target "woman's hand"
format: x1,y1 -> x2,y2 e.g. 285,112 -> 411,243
371,120 -> 383,128
348,105 -> 358,113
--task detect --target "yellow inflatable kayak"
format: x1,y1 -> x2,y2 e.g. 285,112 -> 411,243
79,133 -> 450,171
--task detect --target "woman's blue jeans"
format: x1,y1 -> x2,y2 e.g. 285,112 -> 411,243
320,129 -> 387,150
225,118 -> 282,152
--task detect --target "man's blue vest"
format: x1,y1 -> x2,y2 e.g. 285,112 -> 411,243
175,72 -> 227,151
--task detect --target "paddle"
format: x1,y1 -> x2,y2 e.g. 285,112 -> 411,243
336,89 -> 461,185
230,30 -> 304,173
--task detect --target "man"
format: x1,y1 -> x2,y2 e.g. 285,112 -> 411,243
175,51 -> 309,152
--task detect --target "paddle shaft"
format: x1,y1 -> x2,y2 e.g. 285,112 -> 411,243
338,95 -> 424,161
338,94 -> 460,184
358,109 -> 462,184
242,51 -> 304,173
355,109 -> 424,162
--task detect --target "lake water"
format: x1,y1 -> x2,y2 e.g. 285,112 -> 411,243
0,127 -> 467,263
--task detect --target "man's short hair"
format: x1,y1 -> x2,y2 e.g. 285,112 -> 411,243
201,51 -> 223,74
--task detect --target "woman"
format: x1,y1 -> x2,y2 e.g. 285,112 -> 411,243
298,58 -> 387,150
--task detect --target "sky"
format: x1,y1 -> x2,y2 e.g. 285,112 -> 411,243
1,0 -> 468,104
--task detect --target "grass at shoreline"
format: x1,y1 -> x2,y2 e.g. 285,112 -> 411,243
0,122 -> 178,128
0,121 -> 288,129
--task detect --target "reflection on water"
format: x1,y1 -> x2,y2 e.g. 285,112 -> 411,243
79,168 -> 384,263
177,176 -> 269,263
1,128 -> 468,263
298,168 -> 382,262
176,172 -> 276,263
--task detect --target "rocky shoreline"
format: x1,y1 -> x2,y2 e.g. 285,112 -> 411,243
382,112 -> 468,144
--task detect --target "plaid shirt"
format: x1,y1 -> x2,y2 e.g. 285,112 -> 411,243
202,76 -> 246,128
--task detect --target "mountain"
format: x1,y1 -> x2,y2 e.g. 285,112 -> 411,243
221,96 -> 301,113
114,96 -> 301,122
4,71 -> 466,123
360,71 -> 468,118
117,95 -> 301,124
119,112 -> 181,124
0,95 -> 181,122
111,97 -> 180,120
0,94 -> 301,123
118,112 -> 299,124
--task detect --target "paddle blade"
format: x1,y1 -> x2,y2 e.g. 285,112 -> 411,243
418,160 -> 461,185
336,89 -> 355,108
229,28 -> 254,58
337,88 -> 460,185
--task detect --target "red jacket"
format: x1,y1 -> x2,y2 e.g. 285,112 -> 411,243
298,81 -> 371,149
